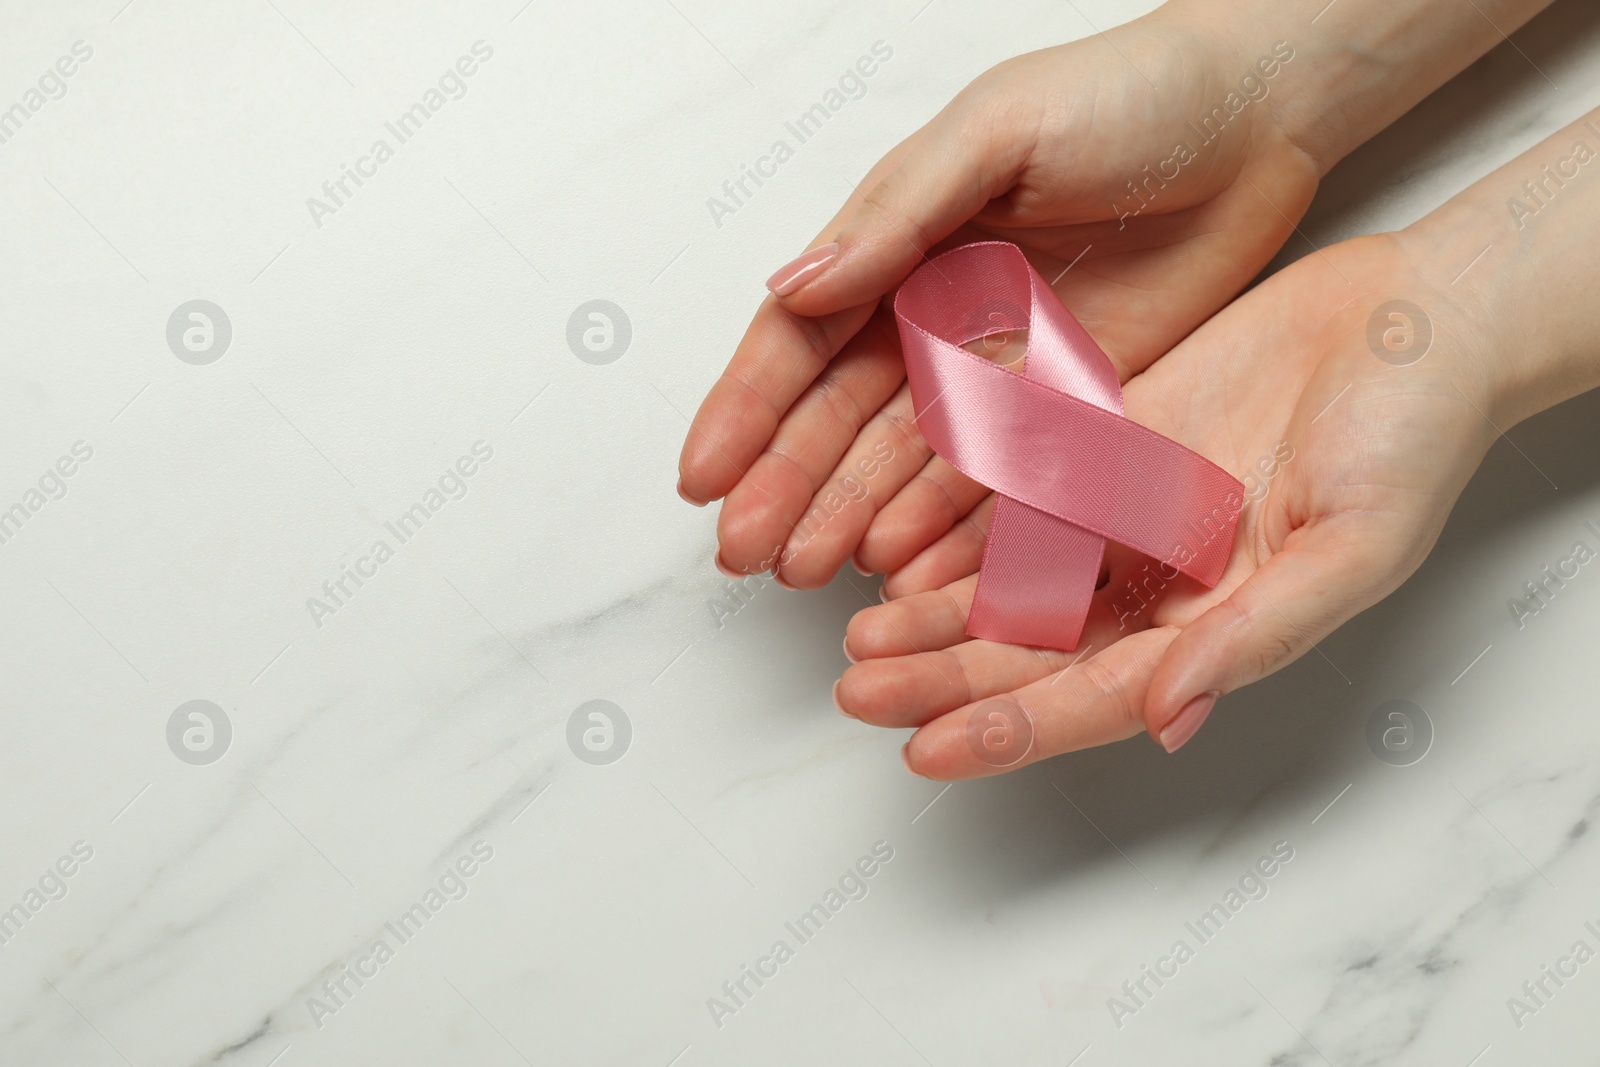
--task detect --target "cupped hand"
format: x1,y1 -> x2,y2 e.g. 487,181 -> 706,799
836,234 -> 1506,778
677,18 -> 1321,587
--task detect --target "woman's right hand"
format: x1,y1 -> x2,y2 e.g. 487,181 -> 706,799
836,229 -> 1505,776
677,15 -> 1321,589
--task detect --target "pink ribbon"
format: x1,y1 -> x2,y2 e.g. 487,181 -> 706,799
893,242 -> 1243,652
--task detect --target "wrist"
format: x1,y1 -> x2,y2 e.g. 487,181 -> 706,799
1153,0 -> 1558,177
1146,1 -> 1368,177
1132,3 -> 1320,173
1377,224 -> 1516,436
1144,0 -> 1360,173
1394,108 -> 1600,428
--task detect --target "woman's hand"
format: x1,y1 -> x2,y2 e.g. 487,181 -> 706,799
677,16 -> 1321,586
837,232 -> 1508,778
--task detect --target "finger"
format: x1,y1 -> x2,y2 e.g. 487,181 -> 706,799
774,384 -> 934,588
841,632 -> 1105,730
1143,519 -> 1392,753
844,576 -> 977,661
839,637 -> 1071,730
767,90 -> 1033,315
865,502 -> 1131,625
853,312 -> 1032,586
840,582 -> 1147,728
680,300 -> 877,506
902,627 -> 1177,781
679,135 -> 927,506
881,495 -> 994,600
712,309 -> 906,575
878,518 -> 1144,634
767,286 -> 1031,588
858,457 -> 990,578
864,518 -> 1139,646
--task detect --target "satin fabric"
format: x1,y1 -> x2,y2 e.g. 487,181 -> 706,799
893,242 -> 1243,651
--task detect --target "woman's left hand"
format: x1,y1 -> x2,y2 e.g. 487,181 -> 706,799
837,232 -> 1505,778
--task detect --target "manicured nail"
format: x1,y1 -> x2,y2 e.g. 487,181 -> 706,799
677,481 -> 707,507
1160,691 -> 1219,753
766,242 -> 839,296
833,680 -> 853,717
843,636 -> 857,664
714,554 -> 742,580
901,742 -> 921,777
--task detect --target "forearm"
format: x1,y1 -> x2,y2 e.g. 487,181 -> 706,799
1396,107 -> 1600,426
1152,0 -> 1558,174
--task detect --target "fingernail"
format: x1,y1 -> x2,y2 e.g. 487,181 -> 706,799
901,742 -> 922,777
851,558 -> 871,576
1159,691 -> 1219,754
677,481 -> 707,507
766,242 -> 839,296
714,554 -> 742,580
843,636 -> 857,664
833,680 -> 854,717
879,585 -> 892,604
772,572 -> 797,591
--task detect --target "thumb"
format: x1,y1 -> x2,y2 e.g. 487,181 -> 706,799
765,95 -> 1033,314
1143,522 -> 1398,752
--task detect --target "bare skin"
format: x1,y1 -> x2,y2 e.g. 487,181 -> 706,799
677,0 -> 1578,776
844,230 -> 1499,776
857,105 -> 1600,777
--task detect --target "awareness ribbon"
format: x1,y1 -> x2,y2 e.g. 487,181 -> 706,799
893,241 -> 1244,652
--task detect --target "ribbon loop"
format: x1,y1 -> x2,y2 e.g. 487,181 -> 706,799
894,242 -> 1243,651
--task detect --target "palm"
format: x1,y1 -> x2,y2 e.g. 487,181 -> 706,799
680,26 -> 1321,589
839,235 -> 1498,778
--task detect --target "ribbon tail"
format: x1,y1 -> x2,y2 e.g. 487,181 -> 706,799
969,496 -> 1103,652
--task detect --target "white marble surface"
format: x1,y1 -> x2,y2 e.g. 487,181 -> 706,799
4,0 -> 1600,1064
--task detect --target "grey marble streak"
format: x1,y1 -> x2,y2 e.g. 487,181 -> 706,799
2,0 -> 1600,1065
